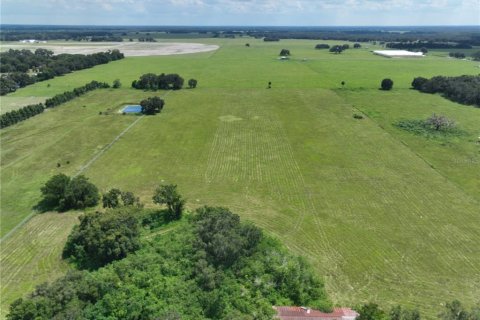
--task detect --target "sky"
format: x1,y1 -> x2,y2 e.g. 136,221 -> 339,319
1,0 -> 479,26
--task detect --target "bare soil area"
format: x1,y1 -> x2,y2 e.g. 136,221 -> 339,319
1,42 -> 219,56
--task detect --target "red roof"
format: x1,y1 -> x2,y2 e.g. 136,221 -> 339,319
274,307 -> 359,320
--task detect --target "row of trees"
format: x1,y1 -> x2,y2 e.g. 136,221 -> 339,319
315,43 -> 361,51
8,205 -> 331,319
411,75 -> 480,107
0,49 -> 124,94
0,103 -> 44,129
0,30 -> 122,41
449,52 -> 466,59
386,41 -> 472,50
1,80 -> 110,129
45,80 -> 110,108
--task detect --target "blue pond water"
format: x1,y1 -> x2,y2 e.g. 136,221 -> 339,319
123,105 -> 142,113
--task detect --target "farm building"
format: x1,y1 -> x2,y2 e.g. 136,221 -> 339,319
274,306 -> 359,320
373,50 -> 424,58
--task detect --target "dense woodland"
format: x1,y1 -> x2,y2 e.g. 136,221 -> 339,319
2,25 -> 479,46
8,205 -> 332,319
0,49 -> 123,95
411,75 -> 480,107
0,80 -> 110,129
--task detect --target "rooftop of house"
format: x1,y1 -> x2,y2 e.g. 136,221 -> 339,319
274,306 -> 359,320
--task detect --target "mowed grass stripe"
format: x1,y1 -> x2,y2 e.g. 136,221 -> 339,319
274,89 -> 479,313
0,212 -> 80,319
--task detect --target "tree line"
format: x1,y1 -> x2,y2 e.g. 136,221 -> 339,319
0,103 -> 44,129
0,49 -> 124,95
1,80 -> 110,129
0,30 -> 122,41
45,80 -> 110,108
411,75 -> 480,107
386,41 -> 472,50
449,51 -> 480,60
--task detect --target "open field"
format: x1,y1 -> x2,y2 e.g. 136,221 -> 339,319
1,38 -> 479,318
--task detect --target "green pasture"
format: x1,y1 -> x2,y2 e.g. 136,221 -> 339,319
1,38 -> 480,318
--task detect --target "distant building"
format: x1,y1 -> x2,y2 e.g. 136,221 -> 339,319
19,39 -> 47,43
274,306 -> 359,320
373,50 -> 424,58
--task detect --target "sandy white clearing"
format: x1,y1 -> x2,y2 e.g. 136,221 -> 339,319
373,50 -> 424,58
1,42 -> 219,56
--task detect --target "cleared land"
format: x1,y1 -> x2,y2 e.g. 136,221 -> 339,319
1,39 -> 479,318
0,41 -> 219,56
0,96 -> 49,114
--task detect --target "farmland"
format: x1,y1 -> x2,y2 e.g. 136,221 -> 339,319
1,38 -> 479,318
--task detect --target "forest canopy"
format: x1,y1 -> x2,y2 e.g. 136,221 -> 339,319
8,206 -> 332,319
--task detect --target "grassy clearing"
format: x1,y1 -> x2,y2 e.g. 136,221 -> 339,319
0,96 -> 49,114
0,212 -> 80,319
1,38 -> 480,318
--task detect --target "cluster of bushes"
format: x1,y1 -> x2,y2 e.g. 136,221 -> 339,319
8,204 -> 331,319
329,44 -> 350,54
138,37 -> 156,42
411,75 -> 480,107
0,103 -> 44,129
315,43 -> 330,49
132,73 -> 185,90
139,96 -> 165,115
45,80 -> 110,108
263,36 -> 280,41
39,174 -> 99,211
395,114 -> 463,138
0,49 -> 124,95
316,43 -> 359,51
90,36 -> 123,42
449,52 -> 466,59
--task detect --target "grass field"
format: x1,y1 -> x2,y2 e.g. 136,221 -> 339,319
0,212 -> 80,319
1,38 -> 479,318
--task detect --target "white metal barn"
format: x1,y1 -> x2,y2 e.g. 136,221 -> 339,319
373,50 -> 424,58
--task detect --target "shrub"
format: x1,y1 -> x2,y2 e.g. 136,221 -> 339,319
381,78 -> 393,90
